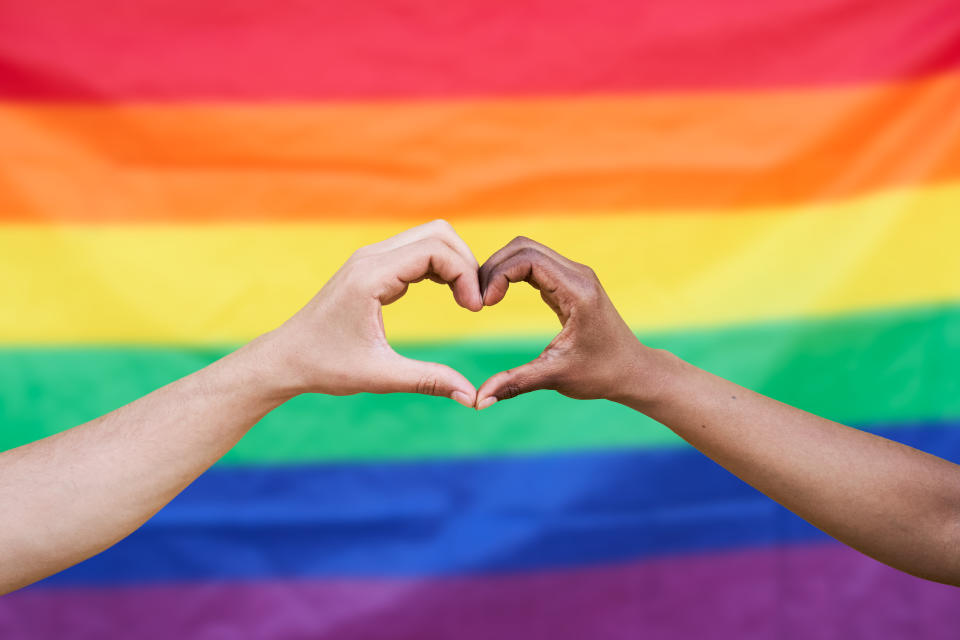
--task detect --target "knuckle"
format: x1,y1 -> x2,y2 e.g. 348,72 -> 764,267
349,253 -> 375,270
513,246 -> 542,263
579,284 -> 603,307
339,259 -> 362,279
430,218 -> 454,231
422,236 -> 447,252
416,376 -> 440,396
350,246 -> 372,260
576,274 -> 602,297
346,258 -> 381,288
509,235 -> 534,248
499,382 -> 523,400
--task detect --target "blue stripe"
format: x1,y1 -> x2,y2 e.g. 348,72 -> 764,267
37,422 -> 960,586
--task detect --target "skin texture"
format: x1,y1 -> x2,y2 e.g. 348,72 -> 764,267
266,220 -> 482,404
0,220 -> 481,594
4,223 -> 958,593
475,236 -> 960,587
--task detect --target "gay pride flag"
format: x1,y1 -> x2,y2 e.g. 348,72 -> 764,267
2,1 -> 960,637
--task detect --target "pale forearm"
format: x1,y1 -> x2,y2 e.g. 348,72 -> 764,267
0,334 -> 290,593
621,347 -> 960,586
0,221 -> 482,594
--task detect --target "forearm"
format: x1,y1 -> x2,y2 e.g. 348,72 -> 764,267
0,221 -> 482,594
620,346 -> 960,586
471,237 -> 960,585
0,333 -> 292,594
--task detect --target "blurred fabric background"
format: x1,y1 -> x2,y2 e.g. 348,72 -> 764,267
2,0 -> 960,637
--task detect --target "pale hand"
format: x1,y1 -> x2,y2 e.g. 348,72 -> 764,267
261,220 -> 482,408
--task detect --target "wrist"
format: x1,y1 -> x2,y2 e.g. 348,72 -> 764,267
608,343 -> 687,412
227,330 -> 305,405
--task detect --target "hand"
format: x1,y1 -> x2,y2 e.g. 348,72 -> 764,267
475,236 -> 651,409
260,220 -> 482,407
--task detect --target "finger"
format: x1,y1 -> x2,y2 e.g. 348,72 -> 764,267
377,353 -> 478,408
475,355 -> 559,409
479,246 -> 568,314
377,237 -> 482,311
478,236 -> 580,293
357,219 -> 479,270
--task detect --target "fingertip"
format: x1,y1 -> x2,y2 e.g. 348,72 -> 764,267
456,292 -> 484,312
451,390 -> 475,408
477,396 -> 497,410
467,289 -> 484,312
451,273 -> 484,312
482,286 -> 504,307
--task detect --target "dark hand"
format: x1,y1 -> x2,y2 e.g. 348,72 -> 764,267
475,237 -> 649,409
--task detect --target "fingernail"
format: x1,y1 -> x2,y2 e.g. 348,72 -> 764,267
451,391 -> 473,408
477,397 -> 497,410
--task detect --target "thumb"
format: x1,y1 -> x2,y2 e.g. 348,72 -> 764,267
381,354 -> 478,408
475,356 -> 558,410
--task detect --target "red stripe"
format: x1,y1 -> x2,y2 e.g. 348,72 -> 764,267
5,544 -> 957,639
1,0 -> 960,100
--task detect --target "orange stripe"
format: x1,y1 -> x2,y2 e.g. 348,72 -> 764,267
3,73 -> 960,222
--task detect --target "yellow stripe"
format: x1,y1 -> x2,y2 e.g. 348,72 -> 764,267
2,184 -> 959,344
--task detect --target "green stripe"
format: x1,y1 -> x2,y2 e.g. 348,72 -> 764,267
3,303 -> 959,463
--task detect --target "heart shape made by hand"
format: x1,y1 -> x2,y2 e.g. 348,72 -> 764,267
271,221 -> 642,411
383,225 -> 643,410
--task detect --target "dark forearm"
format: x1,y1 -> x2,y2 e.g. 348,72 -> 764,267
469,237 -> 960,586
619,347 -> 960,586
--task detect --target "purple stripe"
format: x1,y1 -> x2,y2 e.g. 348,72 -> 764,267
2,542 -> 956,639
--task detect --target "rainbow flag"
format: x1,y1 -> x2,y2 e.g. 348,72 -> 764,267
2,0 -> 960,636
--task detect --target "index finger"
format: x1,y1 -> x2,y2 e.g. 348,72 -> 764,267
479,236 -> 581,292
375,237 -> 483,311
358,219 -> 479,270
478,244 -> 578,322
